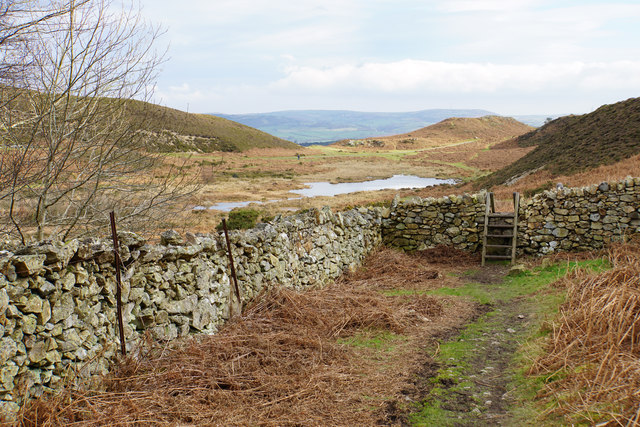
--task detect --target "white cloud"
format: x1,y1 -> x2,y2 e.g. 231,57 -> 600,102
435,2 -> 640,62
138,0 -> 640,115
271,60 -> 640,94
439,0 -> 540,13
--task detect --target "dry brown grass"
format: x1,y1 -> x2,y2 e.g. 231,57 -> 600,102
496,153 -> 640,197
530,242 -> 640,425
16,247 -> 476,426
375,116 -> 532,150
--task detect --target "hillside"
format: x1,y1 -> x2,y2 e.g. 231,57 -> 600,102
212,109 -> 496,144
335,115 -> 533,149
128,100 -> 298,152
481,97 -> 640,187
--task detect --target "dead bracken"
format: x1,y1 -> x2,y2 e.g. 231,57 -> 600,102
530,241 -> 640,425
16,247 -> 467,426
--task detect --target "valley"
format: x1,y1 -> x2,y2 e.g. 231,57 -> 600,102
6,96 -> 640,426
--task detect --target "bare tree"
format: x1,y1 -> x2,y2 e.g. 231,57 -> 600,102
1,0 -> 196,242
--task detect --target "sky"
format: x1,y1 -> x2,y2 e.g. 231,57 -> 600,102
137,0 -> 640,116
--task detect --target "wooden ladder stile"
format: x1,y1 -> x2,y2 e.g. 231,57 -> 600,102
482,191 -> 520,266
481,191 -> 493,266
510,192 -> 520,264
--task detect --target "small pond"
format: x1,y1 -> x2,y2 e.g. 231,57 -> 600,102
195,174 -> 455,212
289,175 -> 455,197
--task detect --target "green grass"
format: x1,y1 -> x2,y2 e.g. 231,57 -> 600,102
430,258 -> 609,304
409,258 -> 611,426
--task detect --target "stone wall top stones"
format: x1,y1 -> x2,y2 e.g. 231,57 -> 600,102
381,191 -> 488,252
0,206 -> 383,414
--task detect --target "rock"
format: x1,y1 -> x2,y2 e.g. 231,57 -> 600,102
12,255 -> 46,277
160,230 -> 185,246
139,245 -> 165,263
75,238 -> 100,260
117,231 -> 146,248
28,341 -> 48,363
58,329 -> 84,352
164,294 -> 197,315
32,277 -> 56,296
506,328 -> 516,334
507,265 -> 527,276
0,288 -> 8,315
0,338 -> 18,365
0,363 -> 19,392
151,323 -> 178,340
51,293 -> 74,324
20,294 -> 44,314
3,263 -> 17,282
552,228 -> 569,238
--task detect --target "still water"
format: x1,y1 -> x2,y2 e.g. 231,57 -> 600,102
195,174 -> 455,212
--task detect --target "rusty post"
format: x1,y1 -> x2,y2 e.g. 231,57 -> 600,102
222,218 -> 242,309
109,212 -> 127,356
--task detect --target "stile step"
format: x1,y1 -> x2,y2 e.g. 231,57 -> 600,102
488,212 -> 515,218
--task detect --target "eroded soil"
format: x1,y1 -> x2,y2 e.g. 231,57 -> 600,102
383,263 -> 545,426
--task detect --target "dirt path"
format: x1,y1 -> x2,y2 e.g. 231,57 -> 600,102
20,250 -> 568,426
402,264 -> 541,426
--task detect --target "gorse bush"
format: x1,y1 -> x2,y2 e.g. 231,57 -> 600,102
217,208 -> 261,230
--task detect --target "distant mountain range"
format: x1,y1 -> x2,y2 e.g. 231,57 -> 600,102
211,109 -> 502,145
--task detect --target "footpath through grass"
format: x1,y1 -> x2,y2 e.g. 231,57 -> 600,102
409,258 -> 610,426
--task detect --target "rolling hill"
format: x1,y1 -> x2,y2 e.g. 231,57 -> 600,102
128,100 -> 299,152
334,115 -> 533,149
212,109 -> 497,144
481,97 -> 640,188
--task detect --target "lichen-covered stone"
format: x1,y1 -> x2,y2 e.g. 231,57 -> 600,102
160,230 -> 185,246
12,255 -> 46,277
1,178 -> 640,408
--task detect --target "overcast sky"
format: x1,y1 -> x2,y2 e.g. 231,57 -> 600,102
138,0 -> 640,116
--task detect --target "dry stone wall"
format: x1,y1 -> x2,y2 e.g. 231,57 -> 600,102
382,177 -> 640,255
381,191 -> 488,252
518,177 -> 640,254
2,177 -> 640,415
0,207 -> 383,414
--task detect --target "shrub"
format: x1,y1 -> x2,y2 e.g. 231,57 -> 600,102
217,208 -> 261,230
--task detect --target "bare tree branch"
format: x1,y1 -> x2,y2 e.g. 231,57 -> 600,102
1,0 -> 198,242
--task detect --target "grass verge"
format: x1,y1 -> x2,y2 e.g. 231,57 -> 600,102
409,257 -> 610,426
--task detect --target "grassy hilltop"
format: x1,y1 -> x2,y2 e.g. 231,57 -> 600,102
482,97 -> 640,187
335,115 -> 533,150
128,99 -> 299,152
213,108 -> 497,144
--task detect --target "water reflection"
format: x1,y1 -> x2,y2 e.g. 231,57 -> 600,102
290,175 -> 454,198
195,174 -> 455,212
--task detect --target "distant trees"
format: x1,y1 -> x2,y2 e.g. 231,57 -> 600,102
1,0 -> 195,242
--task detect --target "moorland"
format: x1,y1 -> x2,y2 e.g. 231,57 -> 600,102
171,99 -> 640,233
11,96 -> 640,426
